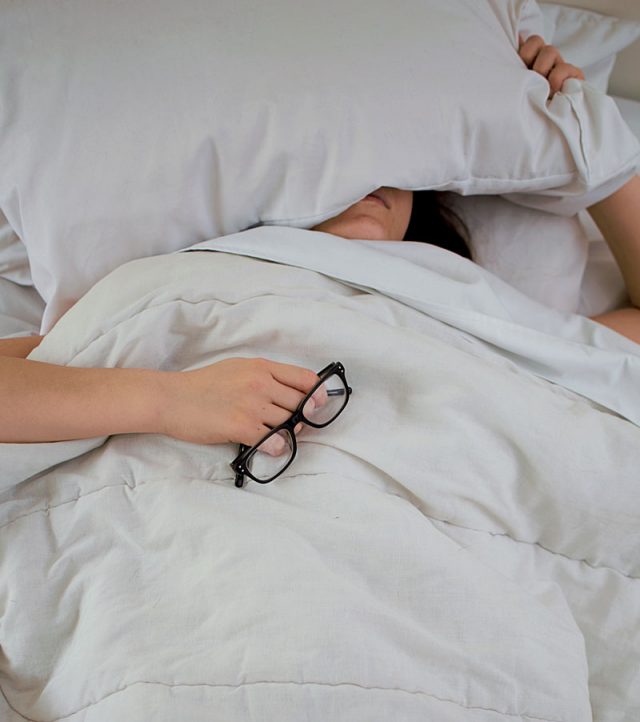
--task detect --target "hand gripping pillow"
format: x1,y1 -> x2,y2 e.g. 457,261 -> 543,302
0,0 -> 638,332
450,3 -> 640,314
534,2 -> 640,93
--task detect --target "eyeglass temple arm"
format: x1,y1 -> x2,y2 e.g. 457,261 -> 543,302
233,444 -> 250,488
326,387 -> 352,396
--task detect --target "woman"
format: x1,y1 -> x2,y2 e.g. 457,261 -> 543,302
312,182 -> 640,350
314,186 -> 473,260
1,38 -> 637,447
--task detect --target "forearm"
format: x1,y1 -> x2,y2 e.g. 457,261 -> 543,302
0,340 -> 320,446
0,357 -> 168,443
587,175 -> 640,308
0,334 -> 44,358
591,308 -> 640,346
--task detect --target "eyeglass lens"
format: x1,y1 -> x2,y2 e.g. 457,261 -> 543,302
302,372 -> 349,426
246,428 -> 295,481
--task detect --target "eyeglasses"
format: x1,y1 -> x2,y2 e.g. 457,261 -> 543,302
230,361 -> 352,488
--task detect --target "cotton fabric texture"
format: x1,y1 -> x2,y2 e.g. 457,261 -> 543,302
2,231 -> 639,720
524,1 -> 640,93
0,0 -> 638,332
457,2 -> 640,313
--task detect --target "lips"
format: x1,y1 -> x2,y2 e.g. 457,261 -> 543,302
363,190 -> 390,209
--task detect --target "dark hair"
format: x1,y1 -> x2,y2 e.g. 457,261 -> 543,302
403,190 -> 472,260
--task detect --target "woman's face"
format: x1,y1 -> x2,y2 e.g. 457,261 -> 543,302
311,187 -> 413,241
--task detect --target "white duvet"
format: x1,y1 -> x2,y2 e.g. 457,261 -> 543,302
1,228 -> 639,721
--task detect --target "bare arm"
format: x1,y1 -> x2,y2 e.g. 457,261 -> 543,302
0,334 -> 157,442
589,307 -> 640,344
587,176 -> 640,344
588,176 -> 640,308
0,337 -> 318,444
517,39 -> 640,344
0,352 -> 169,443
0,334 -> 44,358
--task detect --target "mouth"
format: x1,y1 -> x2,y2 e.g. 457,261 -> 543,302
363,189 -> 390,209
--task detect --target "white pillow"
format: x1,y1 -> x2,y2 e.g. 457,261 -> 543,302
0,278 -> 45,339
1,0 -> 638,332
576,211 -> 627,318
576,99 -> 640,318
506,2 -> 640,216
455,3 -> 640,313
538,2 -> 640,93
0,211 -> 32,287
447,194 -> 589,313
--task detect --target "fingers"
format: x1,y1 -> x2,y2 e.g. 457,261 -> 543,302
233,357 -> 316,424
532,44 -> 562,78
518,34 -> 584,98
261,402 -> 298,430
230,359 -> 320,450
245,390 -> 309,456
548,62 -> 585,94
518,34 -> 545,67
255,421 -> 305,457
256,430 -> 289,457
268,383 -> 306,414
266,360 -> 320,394
162,357 -> 324,448
240,421 -> 276,448
518,34 -> 562,75
312,383 -> 328,407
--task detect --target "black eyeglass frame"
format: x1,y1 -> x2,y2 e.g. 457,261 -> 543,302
230,361 -> 352,488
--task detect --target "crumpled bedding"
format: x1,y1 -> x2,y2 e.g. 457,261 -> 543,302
1,228 -> 639,721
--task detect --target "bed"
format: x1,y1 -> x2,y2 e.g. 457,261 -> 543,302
1,1 -> 640,721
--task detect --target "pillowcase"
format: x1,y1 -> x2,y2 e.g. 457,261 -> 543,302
0,211 -> 32,287
575,98 -> 640,318
536,2 -> 640,93
505,2 -> 640,216
450,3 -> 640,314
0,279 -> 45,339
1,0 -> 638,332
447,194 -> 589,313
576,211 -> 628,318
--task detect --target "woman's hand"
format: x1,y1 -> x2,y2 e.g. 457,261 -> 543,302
0,354 -> 322,445
518,34 -> 585,97
158,357 -> 320,449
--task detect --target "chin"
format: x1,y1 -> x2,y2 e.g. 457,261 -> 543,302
338,216 -> 389,241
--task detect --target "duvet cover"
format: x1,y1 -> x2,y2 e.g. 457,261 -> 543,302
1,228 -> 639,721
